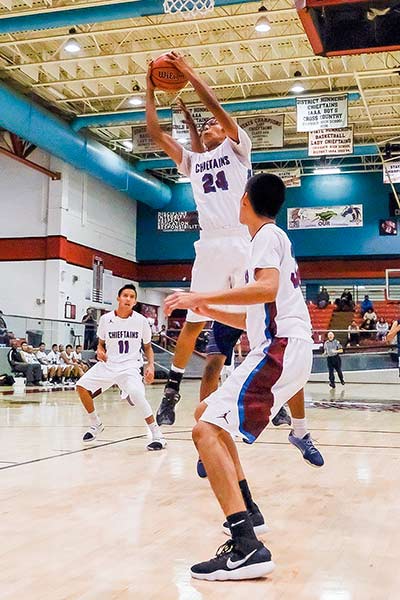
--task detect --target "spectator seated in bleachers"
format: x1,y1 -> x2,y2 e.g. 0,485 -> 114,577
7,339 -> 43,386
361,295 -> 374,314
347,320 -> 360,347
35,342 -> 60,385
361,307 -> 377,329
47,343 -> 74,386
316,287 -> 330,309
335,289 -> 354,312
72,345 -> 90,372
376,317 -> 389,341
59,344 -> 80,383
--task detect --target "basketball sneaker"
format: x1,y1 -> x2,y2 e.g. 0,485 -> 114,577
288,431 -> 324,467
271,406 -> 291,427
82,423 -> 104,443
156,388 -> 181,425
190,539 -> 275,581
222,504 -> 269,536
146,438 -> 167,451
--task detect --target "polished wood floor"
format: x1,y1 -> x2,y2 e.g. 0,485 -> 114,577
1,380 -> 399,600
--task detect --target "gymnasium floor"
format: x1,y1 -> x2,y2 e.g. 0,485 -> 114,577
1,380 -> 399,600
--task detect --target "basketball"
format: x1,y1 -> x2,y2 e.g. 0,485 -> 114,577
150,54 -> 188,91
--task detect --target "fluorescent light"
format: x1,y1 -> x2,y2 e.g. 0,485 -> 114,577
64,37 -> 81,53
177,176 -> 190,183
255,6 -> 271,33
255,16 -> 271,32
291,83 -> 305,93
128,97 -> 143,106
122,140 -> 133,150
313,167 -> 341,175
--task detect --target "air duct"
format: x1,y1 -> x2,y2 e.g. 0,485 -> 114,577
0,82 -> 171,208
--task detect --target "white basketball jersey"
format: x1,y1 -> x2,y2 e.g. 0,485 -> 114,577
246,223 -> 312,350
97,311 -> 151,366
179,127 -> 252,234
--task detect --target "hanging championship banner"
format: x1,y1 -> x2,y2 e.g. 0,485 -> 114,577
172,106 -> 212,147
287,205 -> 363,230
270,168 -> 301,188
383,161 -> 400,184
308,126 -> 353,157
157,211 -> 200,232
296,94 -> 348,132
130,126 -> 169,153
238,115 -> 284,149
172,107 -> 284,149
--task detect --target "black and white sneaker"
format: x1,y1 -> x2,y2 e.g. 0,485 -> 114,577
190,539 -> 275,581
156,388 -> 181,426
222,504 -> 269,536
82,423 -> 104,443
146,438 -> 167,451
272,406 -> 292,427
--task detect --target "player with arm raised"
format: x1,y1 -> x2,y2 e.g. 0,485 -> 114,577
164,174 -> 323,580
76,284 -> 166,451
147,51 -> 252,426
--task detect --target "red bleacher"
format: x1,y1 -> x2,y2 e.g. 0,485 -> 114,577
308,303 -> 335,342
354,300 -> 400,325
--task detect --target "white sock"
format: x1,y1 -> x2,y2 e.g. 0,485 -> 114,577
148,421 -> 162,440
171,364 -> 185,374
89,411 -> 101,427
292,417 -> 308,439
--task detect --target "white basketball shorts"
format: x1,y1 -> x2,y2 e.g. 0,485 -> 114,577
188,230 -> 250,323
200,337 -> 313,443
77,361 -> 146,406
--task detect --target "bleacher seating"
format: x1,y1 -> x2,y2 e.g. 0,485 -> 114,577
354,300 -> 400,325
308,303 -> 335,342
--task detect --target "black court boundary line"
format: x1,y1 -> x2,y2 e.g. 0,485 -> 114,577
0,429 -> 192,472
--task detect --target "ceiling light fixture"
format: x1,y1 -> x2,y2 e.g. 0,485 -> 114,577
290,70 -> 305,94
313,167 -> 341,175
128,97 -> 143,106
255,6 -> 271,33
64,28 -> 81,53
122,140 -> 133,150
177,176 -> 190,183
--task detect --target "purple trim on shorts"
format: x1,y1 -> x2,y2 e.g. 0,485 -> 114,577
238,337 -> 288,442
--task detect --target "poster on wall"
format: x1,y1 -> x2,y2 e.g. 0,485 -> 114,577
130,126 -> 169,153
287,204 -> 363,230
269,168 -> 301,188
238,115 -> 284,149
157,211 -> 200,232
92,256 -> 104,302
296,94 -> 348,132
308,126 -> 353,157
379,219 -> 398,236
383,161 -> 400,184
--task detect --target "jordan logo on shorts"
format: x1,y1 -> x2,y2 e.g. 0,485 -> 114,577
217,410 -> 231,424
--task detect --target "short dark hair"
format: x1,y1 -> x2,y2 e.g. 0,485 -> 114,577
66,344 -> 72,349
52,344 -> 57,349
118,284 -> 137,297
76,345 -> 82,350
245,173 -> 286,218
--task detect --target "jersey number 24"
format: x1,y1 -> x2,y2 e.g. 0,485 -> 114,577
202,171 -> 229,194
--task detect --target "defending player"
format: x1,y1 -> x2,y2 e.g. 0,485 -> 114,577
146,51 -> 252,426
165,173 -> 323,580
76,284 -> 166,451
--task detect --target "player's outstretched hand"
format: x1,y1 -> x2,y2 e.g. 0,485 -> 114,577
144,364 -> 155,384
165,51 -> 193,77
146,60 -> 155,91
164,291 -> 205,316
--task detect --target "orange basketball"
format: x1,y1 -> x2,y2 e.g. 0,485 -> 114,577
150,54 -> 188,92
